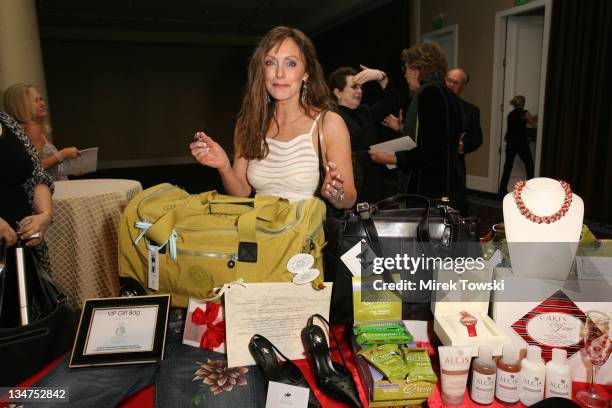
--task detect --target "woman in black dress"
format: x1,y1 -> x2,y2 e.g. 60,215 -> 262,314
329,65 -> 399,203
0,111 -> 54,327
498,95 -> 537,197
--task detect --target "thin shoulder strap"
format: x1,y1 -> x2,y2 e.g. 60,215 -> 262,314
309,112 -> 324,136
315,111 -> 328,198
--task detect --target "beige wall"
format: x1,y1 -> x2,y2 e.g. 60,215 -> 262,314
419,0 -> 515,178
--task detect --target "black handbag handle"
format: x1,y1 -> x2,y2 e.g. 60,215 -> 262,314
373,194 -> 432,244
375,194 -> 431,211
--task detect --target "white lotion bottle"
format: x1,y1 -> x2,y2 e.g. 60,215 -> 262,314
470,345 -> 496,404
519,345 -> 546,406
545,348 -> 572,399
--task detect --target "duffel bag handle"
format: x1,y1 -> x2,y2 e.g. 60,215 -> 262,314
208,195 -> 280,222
236,196 -> 282,242
233,196 -> 283,263
143,195 -> 282,259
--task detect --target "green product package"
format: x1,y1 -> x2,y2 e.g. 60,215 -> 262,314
353,322 -> 405,335
356,330 -> 413,345
400,347 -> 438,383
357,344 -> 410,381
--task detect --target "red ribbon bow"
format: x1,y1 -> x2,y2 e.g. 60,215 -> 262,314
191,303 -> 225,350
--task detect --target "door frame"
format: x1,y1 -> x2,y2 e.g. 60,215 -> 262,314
481,0 -> 552,193
422,24 -> 459,68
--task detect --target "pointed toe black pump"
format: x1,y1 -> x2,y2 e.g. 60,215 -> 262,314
248,334 -> 321,408
301,314 -> 363,408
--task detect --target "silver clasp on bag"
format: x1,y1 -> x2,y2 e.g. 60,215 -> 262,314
356,202 -> 373,220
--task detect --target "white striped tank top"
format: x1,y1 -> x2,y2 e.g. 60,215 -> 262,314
247,114 -> 322,202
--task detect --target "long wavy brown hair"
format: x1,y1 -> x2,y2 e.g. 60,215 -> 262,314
235,26 -> 334,160
401,43 -> 448,83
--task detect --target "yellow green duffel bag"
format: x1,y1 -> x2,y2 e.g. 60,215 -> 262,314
118,183 -> 326,307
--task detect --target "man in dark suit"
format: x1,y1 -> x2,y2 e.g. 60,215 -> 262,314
445,68 -> 483,214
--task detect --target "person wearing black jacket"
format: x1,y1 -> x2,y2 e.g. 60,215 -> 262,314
329,65 -> 399,203
445,68 -> 483,214
370,43 -> 464,207
498,95 -> 537,197
0,111 -> 54,327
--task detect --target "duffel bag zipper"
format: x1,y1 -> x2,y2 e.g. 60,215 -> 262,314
303,222 -> 324,252
175,248 -> 238,268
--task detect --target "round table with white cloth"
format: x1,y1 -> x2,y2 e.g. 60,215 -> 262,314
46,179 -> 143,308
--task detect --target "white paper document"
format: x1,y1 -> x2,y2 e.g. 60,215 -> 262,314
84,305 -> 159,355
224,282 -> 332,367
265,382 -> 310,408
370,136 -> 416,169
62,147 -> 98,176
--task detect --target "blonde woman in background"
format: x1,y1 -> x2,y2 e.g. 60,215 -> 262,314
3,83 -> 79,180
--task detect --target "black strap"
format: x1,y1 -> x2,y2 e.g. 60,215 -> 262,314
375,194 -> 430,210
308,314 -> 349,368
251,334 -> 294,363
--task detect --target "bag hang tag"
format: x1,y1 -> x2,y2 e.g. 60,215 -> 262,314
201,279 -> 247,302
148,244 -> 161,291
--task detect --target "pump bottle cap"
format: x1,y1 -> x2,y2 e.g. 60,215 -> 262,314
551,348 -> 567,364
502,344 -> 519,364
479,345 -> 493,360
527,345 -> 542,361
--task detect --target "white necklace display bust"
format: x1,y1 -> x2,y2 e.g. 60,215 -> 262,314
502,178 -> 584,279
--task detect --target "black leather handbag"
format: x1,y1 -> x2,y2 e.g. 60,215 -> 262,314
0,243 -> 78,386
324,195 -> 480,323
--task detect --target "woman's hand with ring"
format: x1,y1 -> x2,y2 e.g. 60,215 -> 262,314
190,132 -> 231,172
17,212 -> 51,246
322,161 -> 346,205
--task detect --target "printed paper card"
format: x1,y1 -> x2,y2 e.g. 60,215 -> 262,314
224,283 -> 332,367
265,381 -> 310,408
511,290 -> 586,361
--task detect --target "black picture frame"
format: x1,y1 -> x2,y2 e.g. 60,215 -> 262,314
69,295 -> 171,368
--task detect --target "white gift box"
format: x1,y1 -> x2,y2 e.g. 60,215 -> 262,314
431,263 -> 509,356
491,267 -> 612,382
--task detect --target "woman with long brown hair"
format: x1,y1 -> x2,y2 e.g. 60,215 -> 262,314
190,26 -> 356,209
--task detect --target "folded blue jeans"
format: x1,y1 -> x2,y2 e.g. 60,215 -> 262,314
34,310 -> 267,407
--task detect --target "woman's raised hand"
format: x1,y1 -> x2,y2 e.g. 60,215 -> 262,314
321,161 -> 346,205
190,132 -> 231,172
352,64 -> 387,85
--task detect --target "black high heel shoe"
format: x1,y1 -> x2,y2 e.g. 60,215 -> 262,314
301,314 -> 363,408
249,334 -> 321,408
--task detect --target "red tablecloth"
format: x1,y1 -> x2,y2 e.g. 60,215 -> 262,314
6,325 -> 612,408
